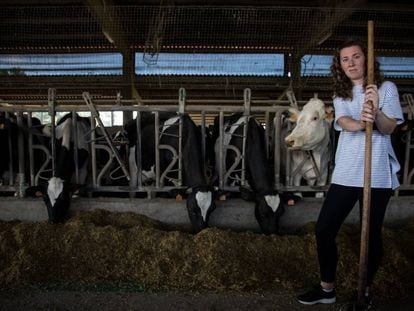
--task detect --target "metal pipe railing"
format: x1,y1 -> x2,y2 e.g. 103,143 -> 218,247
1,89 -> 413,197
16,112 -> 26,197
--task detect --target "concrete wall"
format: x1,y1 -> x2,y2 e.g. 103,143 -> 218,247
1,196 -> 413,233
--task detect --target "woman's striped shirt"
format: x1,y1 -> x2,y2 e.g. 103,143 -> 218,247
331,81 -> 404,189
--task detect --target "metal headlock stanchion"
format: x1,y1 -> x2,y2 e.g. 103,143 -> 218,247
16,112 -> 25,197
219,88 -> 251,190
177,87 -> 185,186
27,113 -> 35,186
72,110 -> 80,184
154,111 -> 161,188
48,88 -> 56,177
135,110 -> 143,189
402,93 -> 414,186
218,110 -> 225,190
82,92 -> 130,182
157,88 -> 185,188
285,90 -> 298,188
273,109 -> 285,190
200,109 -> 207,180
241,88 -> 251,187
5,112 -> 14,187
286,89 -> 299,110
90,106 -> 97,187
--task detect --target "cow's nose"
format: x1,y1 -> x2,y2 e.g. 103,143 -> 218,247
285,138 -> 294,147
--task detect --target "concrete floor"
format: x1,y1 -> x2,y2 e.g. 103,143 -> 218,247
0,195 -> 413,233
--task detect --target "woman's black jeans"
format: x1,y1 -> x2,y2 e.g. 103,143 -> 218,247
315,183 -> 392,285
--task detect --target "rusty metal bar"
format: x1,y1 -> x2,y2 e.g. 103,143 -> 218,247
71,111 -> 80,184
154,111 -> 160,188
27,113 -> 35,186
16,112 -> 25,197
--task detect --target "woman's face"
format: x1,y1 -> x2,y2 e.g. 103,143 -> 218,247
339,45 -> 366,85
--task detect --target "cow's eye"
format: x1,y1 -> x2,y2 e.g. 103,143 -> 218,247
313,116 -> 318,121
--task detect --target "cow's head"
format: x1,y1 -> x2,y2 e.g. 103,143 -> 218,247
44,177 -> 71,224
284,98 -> 332,150
240,187 -> 285,234
186,187 -> 216,233
254,193 -> 285,235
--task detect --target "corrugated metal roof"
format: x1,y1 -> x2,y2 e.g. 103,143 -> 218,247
1,52 -> 412,78
135,52 -> 284,76
0,53 -> 123,76
301,54 -> 414,78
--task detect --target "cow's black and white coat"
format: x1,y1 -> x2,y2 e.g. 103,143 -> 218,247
0,112 -> 48,186
391,116 -> 414,183
0,112 -> 20,183
124,112 -> 215,233
212,114 -> 285,234
41,113 -> 90,223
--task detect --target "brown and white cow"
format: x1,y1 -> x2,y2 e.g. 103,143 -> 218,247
283,97 -> 333,203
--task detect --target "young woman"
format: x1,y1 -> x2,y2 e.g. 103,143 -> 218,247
297,40 -> 404,306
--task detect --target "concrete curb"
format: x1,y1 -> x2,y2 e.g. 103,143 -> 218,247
1,196 -> 413,233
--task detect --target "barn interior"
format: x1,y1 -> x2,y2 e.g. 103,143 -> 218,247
0,1 -> 413,196
1,3 -> 414,305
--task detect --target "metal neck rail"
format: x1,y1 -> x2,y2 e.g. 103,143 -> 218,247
1,89 -> 413,197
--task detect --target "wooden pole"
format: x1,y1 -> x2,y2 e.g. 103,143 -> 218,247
358,20 -> 375,304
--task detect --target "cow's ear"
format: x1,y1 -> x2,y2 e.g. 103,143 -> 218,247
325,106 -> 334,124
287,107 -> 299,123
42,124 -> 53,137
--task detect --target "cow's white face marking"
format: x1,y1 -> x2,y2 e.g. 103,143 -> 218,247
128,146 -> 138,187
47,177 -> 64,207
195,191 -> 212,221
142,166 -> 156,182
55,118 -> 72,149
161,116 -> 180,135
52,117 -> 90,151
128,145 -> 156,187
42,124 -> 52,137
265,194 -> 280,212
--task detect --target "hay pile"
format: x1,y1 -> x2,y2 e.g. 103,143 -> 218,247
0,209 -> 413,302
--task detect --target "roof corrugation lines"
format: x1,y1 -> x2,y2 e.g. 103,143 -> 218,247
135,52 -> 284,76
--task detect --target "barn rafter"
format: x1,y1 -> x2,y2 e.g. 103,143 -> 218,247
0,0 -> 413,102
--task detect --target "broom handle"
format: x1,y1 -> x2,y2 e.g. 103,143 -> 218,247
358,20 -> 375,304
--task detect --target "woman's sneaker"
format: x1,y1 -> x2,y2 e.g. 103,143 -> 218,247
297,284 -> 336,305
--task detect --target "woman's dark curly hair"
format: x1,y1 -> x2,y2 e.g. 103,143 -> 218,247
330,39 -> 383,100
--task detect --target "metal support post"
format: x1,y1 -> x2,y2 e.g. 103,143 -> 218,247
82,92 -> 130,182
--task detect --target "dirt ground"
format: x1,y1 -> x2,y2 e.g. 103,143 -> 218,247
1,288 -> 413,311
1,209 -> 414,310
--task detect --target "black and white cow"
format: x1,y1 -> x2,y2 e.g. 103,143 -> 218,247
27,113 -> 91,223
0,112 -> 49,188
212,114 -> 285,235
391,116 -> 414,184
0,112 -> 19,184
283,98 -> 333,204
124,112 -> 216,233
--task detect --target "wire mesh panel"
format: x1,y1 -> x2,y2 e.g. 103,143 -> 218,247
0,5 -> 413,54
0,5 -> 413,102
